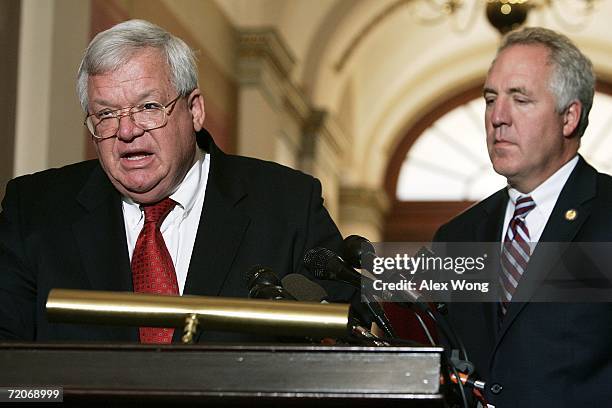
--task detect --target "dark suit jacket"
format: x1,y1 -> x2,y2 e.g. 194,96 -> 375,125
0,130 -> 351,343
434,157 -> 612,407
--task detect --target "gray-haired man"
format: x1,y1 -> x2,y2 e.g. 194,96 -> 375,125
435,27 -> 612,407
0,20 -> 351,343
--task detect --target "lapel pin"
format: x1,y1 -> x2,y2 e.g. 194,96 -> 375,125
565,209 -> 577,221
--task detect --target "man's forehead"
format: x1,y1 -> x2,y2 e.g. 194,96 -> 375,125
492,44 -> 552,69
484,74 -> 535,92
88,72 -> 167,93
485,45 -> 552,87
88,52 -> 172,97
90,48 -> 169,80
88,76 -> 173,109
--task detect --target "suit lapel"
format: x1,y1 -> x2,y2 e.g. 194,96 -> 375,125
494,157 -> 597,346
478,190 -> 507,243
182,131 -> 251,298
72,165 -> 132,292
475,189 -> 509,341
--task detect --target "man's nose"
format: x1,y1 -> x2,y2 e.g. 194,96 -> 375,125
489,98 -> 511,128
116,113 -> 145,141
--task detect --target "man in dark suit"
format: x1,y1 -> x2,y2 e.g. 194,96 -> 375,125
434,27 -> 612,406
0,20 -> 351,342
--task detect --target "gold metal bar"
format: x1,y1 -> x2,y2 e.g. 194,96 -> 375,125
46,289 -> 349,339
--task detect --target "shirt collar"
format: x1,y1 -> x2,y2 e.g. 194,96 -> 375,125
169,149 -> 206,217
507,155 -> 579,212
122,150 -> 207,227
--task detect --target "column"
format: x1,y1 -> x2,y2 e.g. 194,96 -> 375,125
338,187 -> 390,242
14,0 -> 91,177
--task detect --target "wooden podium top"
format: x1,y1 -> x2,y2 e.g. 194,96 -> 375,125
0,343 -> 445,406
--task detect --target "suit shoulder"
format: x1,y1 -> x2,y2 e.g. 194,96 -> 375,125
9,160 -> 98,185
445,192 -> 501,225
596,171 -> 612,202
222,153 -> 317,187
435,190 -> 505,240
5,160 -> 99,200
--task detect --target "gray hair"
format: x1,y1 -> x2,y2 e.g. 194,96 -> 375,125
494,26 -> 595,137
77,19 -> 198,112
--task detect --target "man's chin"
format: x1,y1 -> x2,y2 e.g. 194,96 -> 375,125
113,179 -> 168,204
125,190 -> 168,204
492,164 -> 518,182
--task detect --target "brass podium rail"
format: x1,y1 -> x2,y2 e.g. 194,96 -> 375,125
47,289 -> 350,340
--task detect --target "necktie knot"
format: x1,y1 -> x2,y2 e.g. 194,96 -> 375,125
512,195 -> 536,221
142,197 -> 176,226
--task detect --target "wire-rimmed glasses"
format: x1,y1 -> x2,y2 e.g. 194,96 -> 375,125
84,94 -> 181,140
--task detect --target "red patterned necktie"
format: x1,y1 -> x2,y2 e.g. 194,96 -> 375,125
131,197 -> 178,344
499,195 -> 536,316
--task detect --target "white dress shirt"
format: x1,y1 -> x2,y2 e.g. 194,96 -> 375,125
122,152 -> 210,294
502,155 -> 579,244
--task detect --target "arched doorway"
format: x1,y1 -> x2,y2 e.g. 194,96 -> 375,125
384,82 -> 612,242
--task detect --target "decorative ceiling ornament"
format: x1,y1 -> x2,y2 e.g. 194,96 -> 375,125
412,0 -> 598,34
335,0 -> 598,72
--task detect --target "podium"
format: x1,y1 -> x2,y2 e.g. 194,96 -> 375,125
0,343 -> 444,406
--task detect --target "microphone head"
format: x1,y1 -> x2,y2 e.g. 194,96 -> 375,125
342,235 -> 375,269
303,247 -> 336,280
303,247 -> 363,288
245,265 -> 281,291
281,274 -> 329,302
246,265 -> 295,300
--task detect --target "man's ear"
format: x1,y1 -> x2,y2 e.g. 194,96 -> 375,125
562,100 -> 582,138
187,89 -> 206,132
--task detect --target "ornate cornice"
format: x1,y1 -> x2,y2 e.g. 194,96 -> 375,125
237,28 -> 295,81
301,110 -> 349,160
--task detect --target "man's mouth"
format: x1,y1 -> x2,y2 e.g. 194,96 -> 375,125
121,151 -> 152,159
124,154 -> 151,161
119,151 -> 154,166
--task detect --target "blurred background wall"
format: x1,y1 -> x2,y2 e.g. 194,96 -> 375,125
3,0 -> 611,242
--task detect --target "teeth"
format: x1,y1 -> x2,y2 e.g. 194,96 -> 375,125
125,155 -> 148,161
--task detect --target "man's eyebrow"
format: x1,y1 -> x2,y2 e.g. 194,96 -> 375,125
483,87 -> 497,96
482,86 -> 532,97
89,98 -> 115,109
133,90 -> 160,101
89,91 -> 160,110
508,86 -> 531,96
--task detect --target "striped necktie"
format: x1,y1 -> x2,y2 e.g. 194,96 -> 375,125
499,195 -> 536,316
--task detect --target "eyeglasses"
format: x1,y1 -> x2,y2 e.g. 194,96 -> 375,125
84,94 -> 181,140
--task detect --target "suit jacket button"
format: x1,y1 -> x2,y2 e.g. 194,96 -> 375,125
490,383 -> 503,395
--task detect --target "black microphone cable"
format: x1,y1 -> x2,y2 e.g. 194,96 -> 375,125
341,235 -> 470,364
281,272 -> 395,347
322,239 -> 473,408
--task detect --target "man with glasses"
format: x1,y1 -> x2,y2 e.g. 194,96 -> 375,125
0,20 -> 351,342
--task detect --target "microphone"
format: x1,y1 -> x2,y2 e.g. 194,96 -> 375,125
309,245 -> 475,402
303,247 -> 363,288
281,274 -> 329,302
342,234 -> 433,280
303,247 -> 397,337
246,265 -> 295,300
341,235 -> 376,270
304,247 -> 429,306
281,271 -> 391,345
